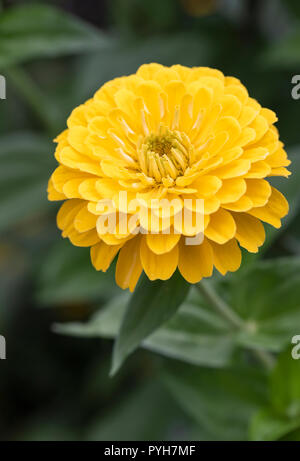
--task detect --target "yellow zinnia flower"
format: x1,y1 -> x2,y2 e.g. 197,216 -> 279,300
48,64 -> 290,291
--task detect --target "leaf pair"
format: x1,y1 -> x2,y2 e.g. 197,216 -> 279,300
56,256 -> 300,374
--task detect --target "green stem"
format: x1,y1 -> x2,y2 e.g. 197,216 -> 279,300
5,66 -> 57,134
196,280 -> 275,370
196,279 -> 244,329
252,347 -> 276,370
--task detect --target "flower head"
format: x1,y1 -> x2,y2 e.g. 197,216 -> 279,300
48,64 -> 290,291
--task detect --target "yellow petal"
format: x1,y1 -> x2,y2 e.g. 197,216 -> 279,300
244,179 -> 271,207
203,197 -> 220,214
178,237 -> 213,283
223,196 -> 253,212
165,80 -> 186,114
68,228 -> 99,247
140,235 -> 178,280
51,165 -> 94,194
48,178 -> 66,201
91,241 -> 121,271
191,175 -> 222,197
267,147 -> 291,168
269,167 -> 291,177
248,114 -> 269,144
146,233 -> 180,255
116,236 -> 143,291
216,178 -> 246,204
232,212 -> 265,253
174,208 -> 209,236
151,195 -> 184,220
238,105 -> 258,128
101,160 -> 137,180
100,233 -> 133,246
68,126 -> 92,156
171,64 -> 192,80
225,84 -> 248,105
236,127 -> 256,147
197,76 -> 224,102
95,178 -> 120,199
154,68 -> 180,88
113,88 -> 139,125
60,146 -> 103,176
221,146 -> 243,164
74,205 -> 98,232
190,67 -> 224,82
251,127 -> 278,152
242,147 -> 268,162
63,178 -> 85,198
137,81 -> 162,127
136,63 -> 164,80
139,207 -> 172,234
57,199 -> 85,231
178,93 -> 194,132
244,160 -> 271,178
85,99 -> 110,122
208,130 -> 229,154
96,211 -> 136,240
211,159 -> 251,179
67,105 -> 87,128
213,116 -> 241,147
88,115 -> 111,137
210,239 -> 242,275
78,178 -> 102,201
205,208 -> 236,244
220,94 -> 242,119
248,187 -> 289,228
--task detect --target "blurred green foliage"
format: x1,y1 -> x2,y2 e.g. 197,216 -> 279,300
1,0 -> 300,441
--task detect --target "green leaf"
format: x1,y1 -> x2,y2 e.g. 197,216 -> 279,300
164,362 -> 268,441
0,3 -> 111,68
0,131 -> 55,232
250,349 -> 300,441
36,239 -> 119,305
55,287 -> 235,368
250,408 -> 300,441
271,349 -> 300,417
228,257 -> 300,352
111,271 -> 190,375
56,255 -> 300,367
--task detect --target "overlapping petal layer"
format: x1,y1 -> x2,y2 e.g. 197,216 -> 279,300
48,64 -> 290,291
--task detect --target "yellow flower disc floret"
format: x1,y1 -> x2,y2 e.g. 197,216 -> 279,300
48,63 -> 290,291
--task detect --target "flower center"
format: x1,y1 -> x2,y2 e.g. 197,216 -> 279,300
137,126 -> 193,185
